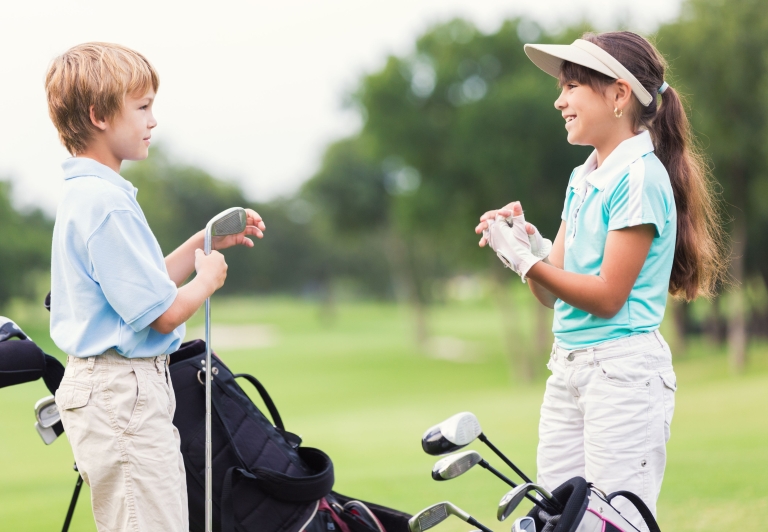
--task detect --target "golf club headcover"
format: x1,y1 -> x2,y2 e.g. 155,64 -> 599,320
0,339 -> 46,389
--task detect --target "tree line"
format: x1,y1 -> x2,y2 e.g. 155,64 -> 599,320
1,0 -> 765,371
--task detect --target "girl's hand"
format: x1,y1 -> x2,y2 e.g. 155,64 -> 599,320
475,201 -> 520,246
212,209 -> 266,250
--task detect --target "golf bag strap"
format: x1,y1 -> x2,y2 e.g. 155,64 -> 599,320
233,373 -> 284,430
221,467 -> 237,532
605,491 -> 661,532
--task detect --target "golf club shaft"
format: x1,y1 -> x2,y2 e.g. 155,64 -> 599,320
467,516 -> 494,532
205,296 -> 212,532
478,434 -> 533,483
481,462 -> 549,511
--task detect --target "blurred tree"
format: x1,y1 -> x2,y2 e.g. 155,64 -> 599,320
0,180 -> 53,308
657,0 -> 768,371
313,19 -> 592,365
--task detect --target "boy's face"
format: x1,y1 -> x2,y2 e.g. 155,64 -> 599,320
104,89 -> 157,162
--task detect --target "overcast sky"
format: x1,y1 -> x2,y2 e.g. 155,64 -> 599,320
0,0 -> 682,213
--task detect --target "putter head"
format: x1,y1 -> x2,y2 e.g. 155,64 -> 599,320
422,412 -> 482,456
498,482 -> 553,521
0,316 -> 28,342
35,395 -> 60,428
513,516 -> 536,532
432,450 -> 483,480
204,207 -> 247,253
409,502 -> 471,532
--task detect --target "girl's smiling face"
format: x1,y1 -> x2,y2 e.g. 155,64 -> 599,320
554,80 -> 617,148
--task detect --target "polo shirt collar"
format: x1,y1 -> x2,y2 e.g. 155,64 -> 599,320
571,130 -> 655,191
62,157 -> 137,197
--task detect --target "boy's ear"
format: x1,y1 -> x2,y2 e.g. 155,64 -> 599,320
89,105 -> 108,131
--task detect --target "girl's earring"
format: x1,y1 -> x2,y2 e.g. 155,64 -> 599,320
614,107 -> 623,118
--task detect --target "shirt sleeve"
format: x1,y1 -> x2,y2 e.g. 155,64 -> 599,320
87,210 -> 177,332
606,158 -> 669,237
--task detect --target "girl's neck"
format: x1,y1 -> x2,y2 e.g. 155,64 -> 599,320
594,128 -> 638,168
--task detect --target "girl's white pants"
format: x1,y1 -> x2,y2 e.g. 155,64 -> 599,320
537,331 -> 677,531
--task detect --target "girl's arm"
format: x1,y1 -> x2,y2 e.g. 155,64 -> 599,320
525,224 -> 655,319
526,221 -> 566,309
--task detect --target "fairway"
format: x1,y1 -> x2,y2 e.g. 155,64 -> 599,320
1,296 -> 767,531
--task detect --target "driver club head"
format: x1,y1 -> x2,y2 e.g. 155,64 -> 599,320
498,483 -> 554,521
408,502 -> 471,532
422,412 -> 482,456
0,316 -> 29,342
35,395 -> 60,429
432,450 -> 483,481
204,207 -> 247,254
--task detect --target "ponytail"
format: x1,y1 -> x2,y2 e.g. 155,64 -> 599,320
651,86 -> 727,300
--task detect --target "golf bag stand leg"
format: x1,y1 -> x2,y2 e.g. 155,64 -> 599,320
62,463 -> 84,532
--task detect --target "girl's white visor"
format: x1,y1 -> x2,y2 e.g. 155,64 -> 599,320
524,39 -> 653,106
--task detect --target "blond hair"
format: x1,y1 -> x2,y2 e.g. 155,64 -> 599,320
45,42 -> 159,155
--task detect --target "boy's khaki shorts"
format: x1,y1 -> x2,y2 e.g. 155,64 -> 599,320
56,350 -> 188,532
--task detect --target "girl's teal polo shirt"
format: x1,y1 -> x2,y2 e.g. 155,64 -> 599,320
553,131 -> 676,349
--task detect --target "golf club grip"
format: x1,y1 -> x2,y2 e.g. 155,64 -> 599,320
479,434 -> 533,483
467,516 -> 494,532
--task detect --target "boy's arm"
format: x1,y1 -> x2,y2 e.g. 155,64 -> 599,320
151,249 -> 227,334
165,230 -> 204,287
164,209 -> 265,287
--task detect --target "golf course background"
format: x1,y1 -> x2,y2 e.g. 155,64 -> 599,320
1,294 -> 766,532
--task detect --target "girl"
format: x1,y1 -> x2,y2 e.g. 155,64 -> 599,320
474,32 -> 726,529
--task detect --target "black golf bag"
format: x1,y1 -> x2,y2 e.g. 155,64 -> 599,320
530,476 -> 661,532
2,308 -> 411,532
169,340 -> 411,532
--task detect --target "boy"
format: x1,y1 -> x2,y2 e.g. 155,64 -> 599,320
46,42 -> 265,531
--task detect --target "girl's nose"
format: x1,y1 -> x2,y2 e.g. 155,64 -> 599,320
554,88 -> 567,110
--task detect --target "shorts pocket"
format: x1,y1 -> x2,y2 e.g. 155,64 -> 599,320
598,353 -> 653,388
55,380 -> 93,410
660,368 -> 677,442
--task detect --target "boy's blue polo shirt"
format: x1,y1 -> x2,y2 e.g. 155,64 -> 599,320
50,158 -> 185,358
553,131 -> 676,349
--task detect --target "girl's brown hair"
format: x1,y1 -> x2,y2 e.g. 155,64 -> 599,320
559,31 -> 727,300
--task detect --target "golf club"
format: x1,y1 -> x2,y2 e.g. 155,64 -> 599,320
498,482 -> 558,522
409,501 -> 494,532
432,450 -> 551,511
512,516 -> 536,532
35,395 -> 59,428
422,412 -> 533,484
203,207 -> 247,532
0,316 -> 29,342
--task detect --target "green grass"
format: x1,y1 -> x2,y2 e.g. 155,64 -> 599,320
1,296 -> 767,531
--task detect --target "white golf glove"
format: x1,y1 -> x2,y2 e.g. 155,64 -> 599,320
486,214 -> 551,281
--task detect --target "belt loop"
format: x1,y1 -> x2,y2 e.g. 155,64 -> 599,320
154,356 -> 162,375
86,356 -> 95,373
589,347 -> 597,366
654,330 -> 664,348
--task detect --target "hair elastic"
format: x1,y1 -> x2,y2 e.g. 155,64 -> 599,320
658,81 -> 669,94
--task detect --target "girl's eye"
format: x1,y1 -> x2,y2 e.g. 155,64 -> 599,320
567,83 -> 577,89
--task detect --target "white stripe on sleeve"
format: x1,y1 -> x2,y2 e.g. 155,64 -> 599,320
627,158 -> 645,226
